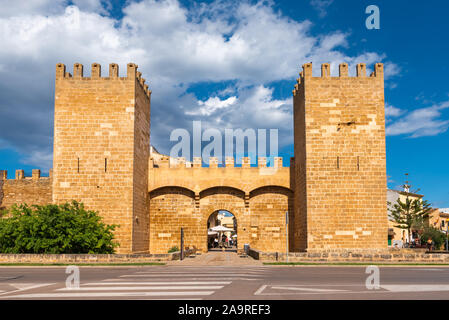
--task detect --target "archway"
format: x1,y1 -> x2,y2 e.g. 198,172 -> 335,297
207,210 -> 237,252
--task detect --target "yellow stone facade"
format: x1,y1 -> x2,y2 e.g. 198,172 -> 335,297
0,61 -> 389,254
293,62 -> 388,251
52,62 -> 150,253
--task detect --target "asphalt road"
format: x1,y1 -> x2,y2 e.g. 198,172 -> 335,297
1,264 -> 449,300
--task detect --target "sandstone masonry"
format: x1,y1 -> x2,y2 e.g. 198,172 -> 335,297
0,62 -> 388,255
293,62 -> 388,250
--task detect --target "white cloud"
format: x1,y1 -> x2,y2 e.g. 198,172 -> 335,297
386,101 -> 449,138
20,150 -> 53,172
0,0 -> 66,17
310,0 -> 334,18
184,85 -> 293,148
0,0 -> 110,17
385,103 -> 404,118
189,96 -> 237,116
0,0 -> 400,167
71,0 -> 111,15
384,62 -> 401,78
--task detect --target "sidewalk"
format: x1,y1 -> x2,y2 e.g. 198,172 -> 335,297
168,251 -> 263,266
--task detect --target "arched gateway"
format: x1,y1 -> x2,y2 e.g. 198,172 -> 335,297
207,210 -> 237,251
148,157 -> 294,254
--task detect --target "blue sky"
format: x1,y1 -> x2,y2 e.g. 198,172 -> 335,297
0,0 -> 448,207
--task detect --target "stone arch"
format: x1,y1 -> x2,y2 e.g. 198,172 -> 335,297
248,185 -> 295,252
200,186 -> 245,198
149,186 -> 195,199
149,186 -> 197,253
206,209 -> 237,250
249,185 -> 293,197
199,186 -> 247,252
148,183 -> 297,254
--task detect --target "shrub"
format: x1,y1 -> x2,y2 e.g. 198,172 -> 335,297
0,201 -> 119,254
168,246 -> 179,253
420,227 -> 447,250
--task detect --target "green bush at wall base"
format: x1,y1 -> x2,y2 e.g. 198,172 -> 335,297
0,201 -> 119,254
168,246 -> 179,253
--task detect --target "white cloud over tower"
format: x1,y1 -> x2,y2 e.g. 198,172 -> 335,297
0,0 -> 405,170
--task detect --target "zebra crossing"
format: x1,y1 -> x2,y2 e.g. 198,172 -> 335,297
1,266 -> 268,300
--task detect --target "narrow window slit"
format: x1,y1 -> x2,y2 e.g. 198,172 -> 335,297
105,158 -> 107,172
337,156 -> 340,169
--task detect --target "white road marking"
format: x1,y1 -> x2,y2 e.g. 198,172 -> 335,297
57,286 -> 224,291
254,283 -> 449,296
108,277 -> 259,281
7,291 -> 215,298
0,283 -> 56,297
254,285 -> 267,295
135,271 -> 264,274
382,285 -> 449,292
399,269 -> 447,271
132,298 -> 204,300
92,281 -> 231,285
270,286 -> 348,292
120,274 -> 259,277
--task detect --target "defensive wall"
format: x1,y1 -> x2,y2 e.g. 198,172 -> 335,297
0,61 -> 390,257
148,155 -> 294,253
0,170 -> 52,210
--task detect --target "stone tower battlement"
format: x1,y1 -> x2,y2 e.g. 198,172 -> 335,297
150,156 -> 287,168
0,169 -> 52,210
55,63 -> 152,98
293,62 -> 388,251
293,62 -> 384,95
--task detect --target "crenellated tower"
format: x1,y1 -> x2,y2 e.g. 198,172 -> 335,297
293,62 -> 388,251
52,62 -> 151,253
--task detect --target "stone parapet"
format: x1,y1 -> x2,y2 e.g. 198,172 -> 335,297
0,248 -> 197,264
0,170 -> 52,209
249,248 -> 449,263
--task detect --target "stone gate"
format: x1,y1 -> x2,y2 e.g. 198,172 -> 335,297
0,61 -> 388,254
148,155 -> 293,253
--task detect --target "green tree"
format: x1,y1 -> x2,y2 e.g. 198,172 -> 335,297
421,227 -> 446,250
388,197 -> 433,245
0,201 -> 119,254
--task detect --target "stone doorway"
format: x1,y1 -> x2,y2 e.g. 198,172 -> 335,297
207,210 -> 237,252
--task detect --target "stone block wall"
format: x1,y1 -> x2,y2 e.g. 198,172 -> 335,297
293,62 -> 388,250
149,187 -> 196,253
132,69 -> 151,253
148,160 -> 294,254
250,248 -> 449,264
0,169 -> 52,210
0,250 -> 197,264
249,186 -> 293,252
52,62 -> 151,253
